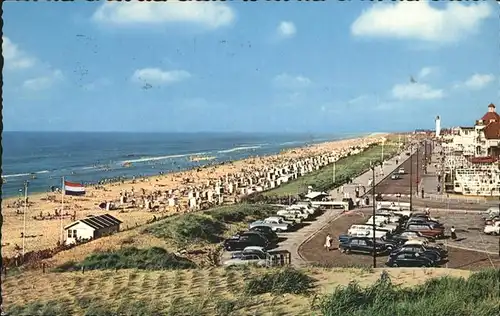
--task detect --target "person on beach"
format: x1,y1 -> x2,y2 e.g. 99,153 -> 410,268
324,234 -> 332,251
450,226 -> 457,240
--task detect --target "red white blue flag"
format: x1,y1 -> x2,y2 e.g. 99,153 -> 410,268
64,180 -> 85,196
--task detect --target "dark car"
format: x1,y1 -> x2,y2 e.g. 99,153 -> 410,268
389,247 -> 441,263
402,242 -> 448,258
224,234 -> 269,251
339,237 -> 390,255
248,227 -> 279,242
407,218 -> 443,228
339,234 -> 399,251
386,252 -> 435,267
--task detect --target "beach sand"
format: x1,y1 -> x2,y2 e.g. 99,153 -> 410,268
1,133 -> 389,257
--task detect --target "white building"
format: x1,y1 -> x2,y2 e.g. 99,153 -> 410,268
445,103 -> 500,196
64,213 -> 122,245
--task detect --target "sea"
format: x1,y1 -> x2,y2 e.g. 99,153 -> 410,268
1,132 -> 363,198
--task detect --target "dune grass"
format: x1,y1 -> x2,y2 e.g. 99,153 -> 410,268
52,247 -> 196,272
262,142 -> 401,197
4,267 -> 496,316
316,268 -> 500,316
144,204 -> 281,246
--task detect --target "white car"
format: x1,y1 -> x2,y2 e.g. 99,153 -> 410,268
289,204 -> 316,215
484,222 -> 500,235
278,208 -> 309,220
398,167 -> 405,174
223,253 -> 267,267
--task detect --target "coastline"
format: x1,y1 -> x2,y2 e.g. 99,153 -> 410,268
1,133 -> 389,256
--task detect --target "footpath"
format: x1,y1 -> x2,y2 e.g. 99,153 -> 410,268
279,151 -> 405,267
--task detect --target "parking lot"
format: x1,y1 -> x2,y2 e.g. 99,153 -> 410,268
220,207 -> 344,266
431,210 -> 498,254
298,209 -> 500,270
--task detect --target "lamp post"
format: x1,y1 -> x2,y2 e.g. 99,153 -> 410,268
409,143 -> 413,212
416,145 -> 420,193
371,161 -> 377,268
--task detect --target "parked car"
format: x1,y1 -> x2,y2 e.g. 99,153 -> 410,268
348,224 -> 394,235
230,246 -> 268,260
267,216 -> 297,227
386,252 -> 436,267
275,211 -> 304,223
484,217 -> 500,226
394,244 -> 443,262
389,231 -> 435,243
398,167 -> 405,174
224,234 -> 269,251
403,240 -> 448,257
375,211 -> 403,224
339,235 -> 398,251
277,209 -> 308,220
482,207 -> 499,220
389,246 -> 441,263
249,226 -> 279,242
236,231 -> 276,246
290,203 -> 317,215
484,221 -> 500,235
223,253 -> 267,267
410,213 -> 440,222
405,223 -> 444,238
406,218 -> 443,229
339,237 -> 390,255
249,217 -> 290,232
391,173 -> 401,180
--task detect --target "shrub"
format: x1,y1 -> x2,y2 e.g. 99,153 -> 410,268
318,268 -> 500,316
244,267 -> 315,295
146,214 -> 225,245
53,247 -> 196,272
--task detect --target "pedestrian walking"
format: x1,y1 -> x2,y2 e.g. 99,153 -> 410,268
421,188 -> 424,198
425,206 -> 430,216
324,234 -> 333,251
355,197 -> 361,208
450,226 -> 457,240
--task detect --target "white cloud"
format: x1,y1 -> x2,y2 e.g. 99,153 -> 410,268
351,2 -> 492,43
22,70 -> 63,91
273,73 -> 312,89
2,37 -> 36,70
417,67 -> 438,80
131,68 -> 191,86
391,82 -> 444,100
277,21 -> 296,38
92,1 -> 235,29
461,74 -> 495,90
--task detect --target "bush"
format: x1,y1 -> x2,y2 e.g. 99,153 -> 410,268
6,300 -> 72,316
146,214 -> 225,245
145,204 -> 280,245
317,268 -> 500,316
244,267 -> 315,295
53,247 -> 196,272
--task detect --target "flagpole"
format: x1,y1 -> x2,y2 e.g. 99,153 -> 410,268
61,176 -> 64,244
22,181 -> 28,256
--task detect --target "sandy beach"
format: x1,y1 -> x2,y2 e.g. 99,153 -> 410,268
1,133 -> 389,257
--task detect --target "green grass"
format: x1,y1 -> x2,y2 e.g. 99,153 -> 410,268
260,142 -> 400,198
144,204 -> 281,246
244,267 -> 316,295
316,268 -> 500,316
52,247 -> 196,272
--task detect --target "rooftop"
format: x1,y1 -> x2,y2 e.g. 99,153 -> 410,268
64,213 -> 122,230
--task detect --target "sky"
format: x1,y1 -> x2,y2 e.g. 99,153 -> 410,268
3,1 -> 499,133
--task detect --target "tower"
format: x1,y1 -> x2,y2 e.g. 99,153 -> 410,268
435,115 -> 441,137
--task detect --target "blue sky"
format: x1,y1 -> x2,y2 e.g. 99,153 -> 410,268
3,1 -> 499,133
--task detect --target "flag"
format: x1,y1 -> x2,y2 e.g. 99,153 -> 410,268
64,180 -> 86,196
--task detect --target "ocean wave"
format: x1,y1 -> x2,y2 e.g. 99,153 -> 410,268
122,152 -> 207,164
36,170 -> 49,174
279,141 -> 306,146
218,146 -> 261,154
2,173 -> 30,178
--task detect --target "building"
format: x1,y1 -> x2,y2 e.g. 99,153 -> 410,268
443,103 -> 500,196
64,213 -> 122,245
